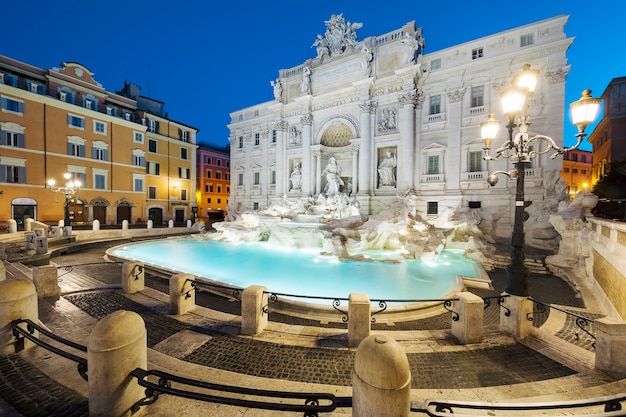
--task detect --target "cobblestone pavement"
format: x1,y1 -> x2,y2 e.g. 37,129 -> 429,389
0,241 -> 601,416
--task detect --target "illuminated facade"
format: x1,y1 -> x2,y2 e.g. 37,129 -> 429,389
0,55 -> 197,228
561,149 -> 592,198
229,15 -> 572,237
588,76 -> 626,185
196,143 -> 230,218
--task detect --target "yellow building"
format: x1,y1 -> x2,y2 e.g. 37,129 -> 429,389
0,55 -> 197,229
561,149 -> 592,198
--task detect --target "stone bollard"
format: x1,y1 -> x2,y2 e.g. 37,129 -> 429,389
7,219 -> 17,233
595,317 -> 626,379
147,220 -> 153,229
49,226 -> 61,238
63,226 -> 72,236
25,218 -> 33,231
35,236 -> 48,255
168,220 -> 174,228
348,293 -> 371,348
33,265 -> 61,298
34,228 -> 45,237
451,292 -> 484,344
187,219 -> 192,228
93,219 -> 100,231
353,334 -> 411,417
122,219 -> 129,230
241,285 -> 268,336
122,262 -> 145,294
88,310 -> 147,417
169,274 -> 195,315
0,260 -> 5,281
25,232 -> 36,250
0,279 -> 39,354
499,294 -> 533,339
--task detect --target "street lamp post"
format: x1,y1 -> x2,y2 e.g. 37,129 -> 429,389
480,65 -> 601,296
48,173 -> 81,230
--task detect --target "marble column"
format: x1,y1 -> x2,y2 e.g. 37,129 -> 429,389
358,101 -> 375,194
301,113 -> 313,195
351,144 -> 359,194
274,120 -> 287,195
398,91 -> 417,190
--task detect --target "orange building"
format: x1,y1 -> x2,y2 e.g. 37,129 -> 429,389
561,149 -> 592,198
0,55 -> 197,229
196,143 -> 230,220
587,76 -> 626,186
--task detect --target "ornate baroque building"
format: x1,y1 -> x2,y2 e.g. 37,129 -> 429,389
0,55 -> 198,228
228,15 -> 572,238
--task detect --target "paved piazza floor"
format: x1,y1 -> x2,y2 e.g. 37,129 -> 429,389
1,239 -> 624,416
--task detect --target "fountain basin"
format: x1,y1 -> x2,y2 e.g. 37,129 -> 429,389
106,237 -> 489,322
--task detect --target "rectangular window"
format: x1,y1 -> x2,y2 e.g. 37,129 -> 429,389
134,178 -> 144,192
133,155 -> 145,167
207,171 -> 211,179
217,186 -> 222,193
94,174 -> 106,190
428,155 -> 439,174
148,186 -> 157,199
216,172 -> 221,180
4,131 -> 24,147
179,129 -> 189,142
147,161 -> 160,175
238,173 -> 244,186
581,154 -> 587,163
134,132 -> 144,143
69,143 -> 82,157
148,139 -> 157,153
1,97 -> 24,114
206,157 -> 212,164
238,136 -> 243,148
178,167 -> 189,179
2,165 -> 25,183
520,34 -> 534,47
181,189 -> 188,201
93,148 -> 107,161
471,86 -> 484,107
429,94 -> 441,115
207,198 -> 211,204
147,119 -> 158,133
427,201 -> 438,215
253,202 -> 259,210
430,58 -> 441,70
469,151 -> 483,172
469,201 -> 481,209
253,172 -> 260,185
94,121 -> 106,134
3,73 -> 18,87
272,130 -> 277,143
84,98 -> 97,110
68,115 -> 85,129
270,170 -> 276,184
227,186 -> 230,193
181,148 -> 188,160
209,185 -> 214,192
217,159 -> 222,167
254,133 -> 260,146
472,48 -> 483,59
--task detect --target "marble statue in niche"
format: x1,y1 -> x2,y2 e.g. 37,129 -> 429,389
378,149 -> 397,187
322,156 -> 344,197
289,161 -> 302,191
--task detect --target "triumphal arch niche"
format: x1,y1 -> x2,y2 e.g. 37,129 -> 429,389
314,119 -> 358,197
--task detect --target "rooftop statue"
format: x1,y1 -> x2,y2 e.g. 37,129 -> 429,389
312,13 -> 363,60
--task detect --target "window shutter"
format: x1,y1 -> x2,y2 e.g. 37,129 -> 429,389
155,121 -> 160,132
104,150 -> 109,161
156,163 -> 160,175
18,133 -> 25,148
92,148 -> 97,159
18,166 -> 26,183
0,130 -> 5,145
0,166 -> 6,182
67,143 -> 73,155
79,145 -> 86,157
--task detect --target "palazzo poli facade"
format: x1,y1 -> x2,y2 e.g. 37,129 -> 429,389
229,14 -> 572,237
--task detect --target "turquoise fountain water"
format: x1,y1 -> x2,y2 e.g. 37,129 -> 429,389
108,238 -> 481,301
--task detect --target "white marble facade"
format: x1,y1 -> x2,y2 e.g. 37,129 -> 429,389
229,14 -> 572,239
